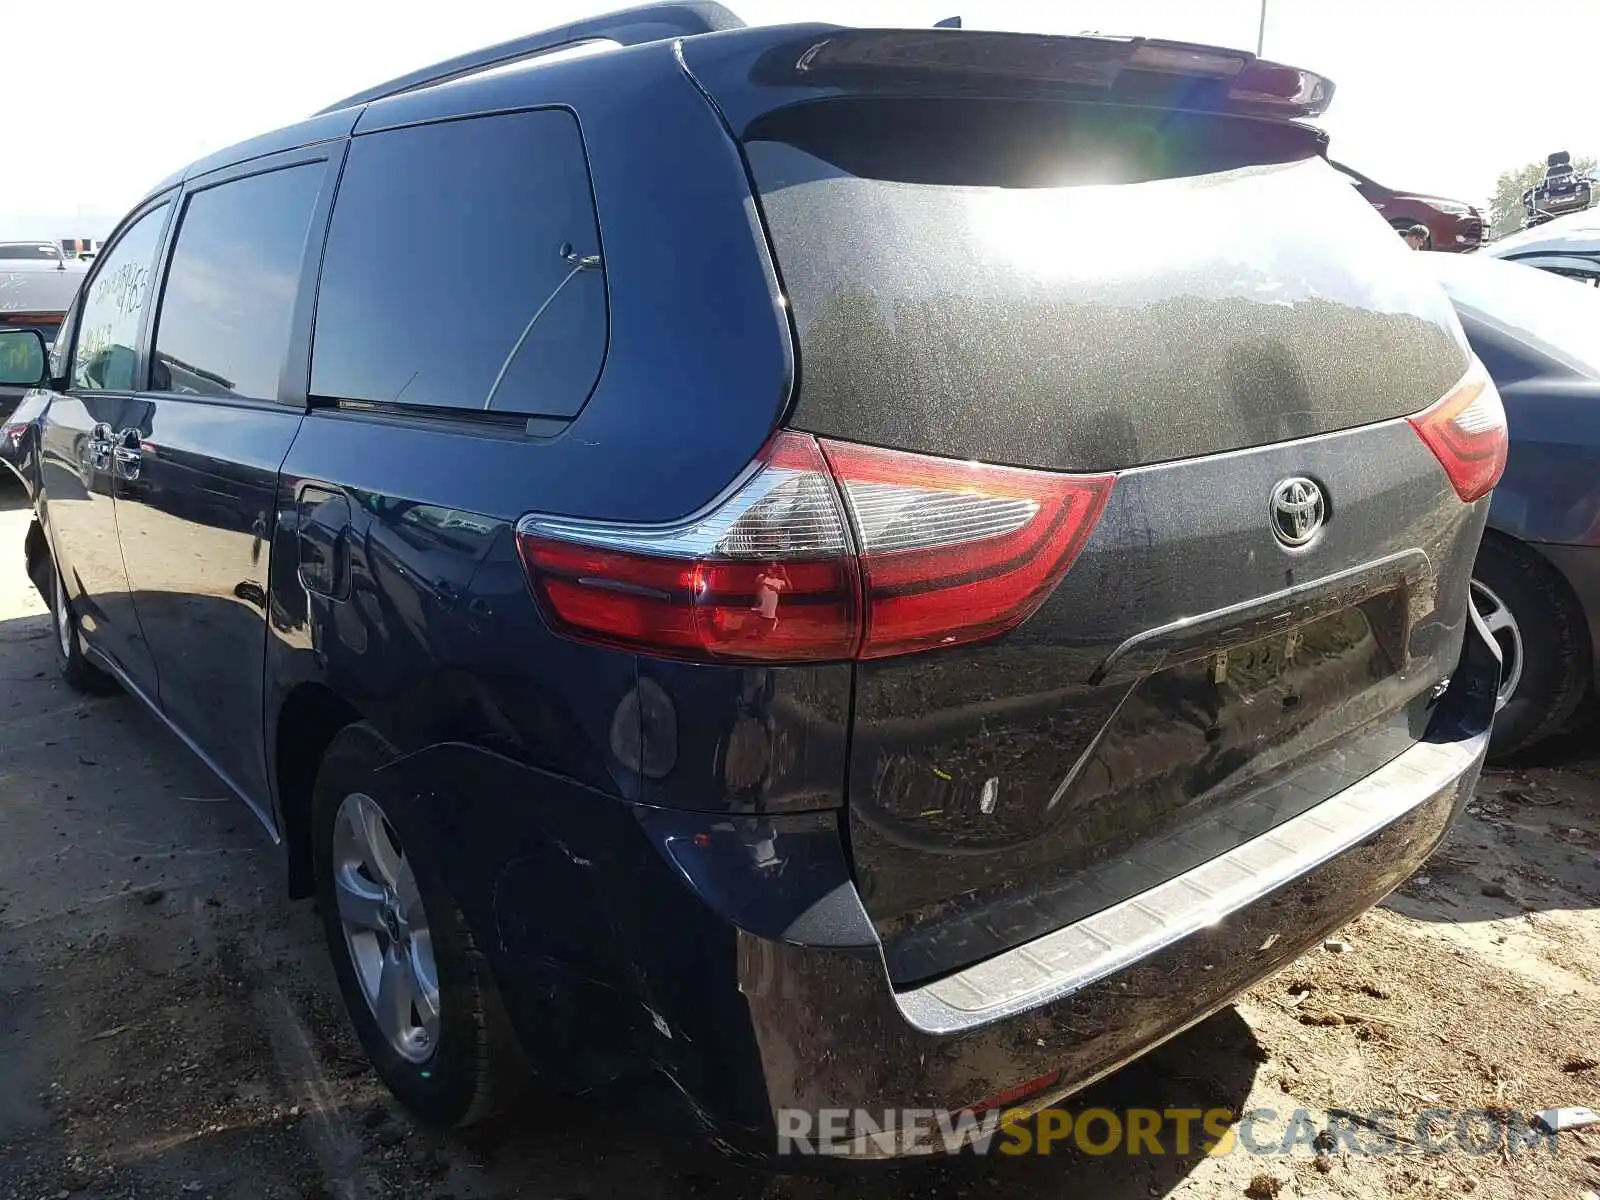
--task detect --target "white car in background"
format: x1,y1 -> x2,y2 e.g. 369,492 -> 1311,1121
1484,210 -> 1600,287
0,242 -> 89,423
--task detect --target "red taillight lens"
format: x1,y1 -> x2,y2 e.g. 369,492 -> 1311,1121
820,439 -> 1114,659
1406,360 -> 1508,503
515,433 -> 1114,663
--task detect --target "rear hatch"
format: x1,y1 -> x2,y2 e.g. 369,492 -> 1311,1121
0,258 -> 84,332
688,30 -> 1487,984
1,259 -> 83,412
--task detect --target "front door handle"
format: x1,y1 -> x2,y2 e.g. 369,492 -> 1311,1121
87,422 -> 113,472
112,429 -> 142,480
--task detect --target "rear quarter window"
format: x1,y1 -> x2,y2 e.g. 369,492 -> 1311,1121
311,108 -> 606,417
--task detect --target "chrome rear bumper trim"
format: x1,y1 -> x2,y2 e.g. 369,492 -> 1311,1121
896,728 -> 1486,1035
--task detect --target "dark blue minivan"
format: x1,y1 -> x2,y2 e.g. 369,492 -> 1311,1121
0,3 -> 1504,1159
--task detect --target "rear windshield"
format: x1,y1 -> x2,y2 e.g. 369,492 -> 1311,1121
0,243 -> 61,260
747,97 -> 1466,472
1430,254 -> 1600,378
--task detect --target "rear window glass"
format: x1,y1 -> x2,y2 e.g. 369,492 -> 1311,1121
311,108 -> 606,417
747,97 -> 1464,472
0,243 -> 61,260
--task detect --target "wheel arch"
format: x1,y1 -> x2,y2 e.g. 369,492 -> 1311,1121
275,681 -> 365,898
24,516 -> 50,598
1479,527 -> 1592,649
1473,528 -> 1594,756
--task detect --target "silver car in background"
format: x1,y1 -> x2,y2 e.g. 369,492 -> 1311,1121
1484,211 -> 1600,287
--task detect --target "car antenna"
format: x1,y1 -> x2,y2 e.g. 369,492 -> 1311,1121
934,15 -> 961,27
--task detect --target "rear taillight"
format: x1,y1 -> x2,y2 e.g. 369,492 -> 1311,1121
516,433 -> 861,663
514,433 -> 1114,663
820,440 -> 1113,659
1406,360 -> 1508,503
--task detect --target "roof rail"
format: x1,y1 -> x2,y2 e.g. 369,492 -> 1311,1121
314,1 -> 745,116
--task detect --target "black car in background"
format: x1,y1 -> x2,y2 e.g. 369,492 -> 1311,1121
1428,252 -> 1600,756
1,4 -> 1503,1159
1523,151 -> 1595,224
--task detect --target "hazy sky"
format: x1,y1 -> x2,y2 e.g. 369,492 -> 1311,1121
6,0 -> 1594,238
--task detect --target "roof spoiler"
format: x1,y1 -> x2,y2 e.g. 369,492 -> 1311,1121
313,1 -> 745,115
762,32 -> 1335,121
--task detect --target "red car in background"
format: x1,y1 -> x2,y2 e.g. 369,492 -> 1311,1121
1331,160 -> 1485,251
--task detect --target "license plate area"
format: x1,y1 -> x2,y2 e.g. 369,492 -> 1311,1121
875,592 -> 1423,985
1209,595 -> 1403,708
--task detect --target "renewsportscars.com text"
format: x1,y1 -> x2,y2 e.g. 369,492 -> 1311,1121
777,1106 -> 1562,1158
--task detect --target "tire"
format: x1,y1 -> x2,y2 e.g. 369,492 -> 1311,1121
50,561 -> 119,695
311,722 -> 527,1127
1471,535 -> 1592,759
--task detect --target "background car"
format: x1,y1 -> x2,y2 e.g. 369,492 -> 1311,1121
1484,209 -> 1600,287
0,242 -> 87,425
1523,150 -> 1594,222
1428,252 -> 1600,757
1332,160 -> 1485,251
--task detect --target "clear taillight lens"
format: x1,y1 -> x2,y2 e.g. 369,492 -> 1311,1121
516,433 -> 861,662
1407,360 -> 1508,503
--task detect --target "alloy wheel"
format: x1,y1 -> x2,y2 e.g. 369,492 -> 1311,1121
331,792 -> 441,1064
1470,578 -> 1523,711
54,569 -> 74,660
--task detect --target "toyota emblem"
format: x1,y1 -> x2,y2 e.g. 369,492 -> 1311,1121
1270,477 -> 1326,547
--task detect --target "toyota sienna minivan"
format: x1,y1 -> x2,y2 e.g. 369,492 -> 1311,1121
0,3 -> 1503,1158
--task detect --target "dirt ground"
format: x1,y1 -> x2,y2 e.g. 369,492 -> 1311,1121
2,478 -> 1597,1200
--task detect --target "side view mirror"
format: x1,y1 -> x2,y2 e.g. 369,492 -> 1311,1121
0,327 -> 49,387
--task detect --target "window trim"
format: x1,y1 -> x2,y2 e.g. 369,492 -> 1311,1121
63,192 -> 177,396
143,143 -> 346,409
1502,252 -> 1600,282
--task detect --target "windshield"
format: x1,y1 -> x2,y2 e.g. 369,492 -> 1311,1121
0,242 -> 62,261
1429,254 -> 1600,378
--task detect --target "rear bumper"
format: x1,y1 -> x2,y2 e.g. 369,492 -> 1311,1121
742,727 -> 1486,1157
401,612 -> 1495,1161
1541,189 -> 1592,214
733,615 -> 1496,1158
